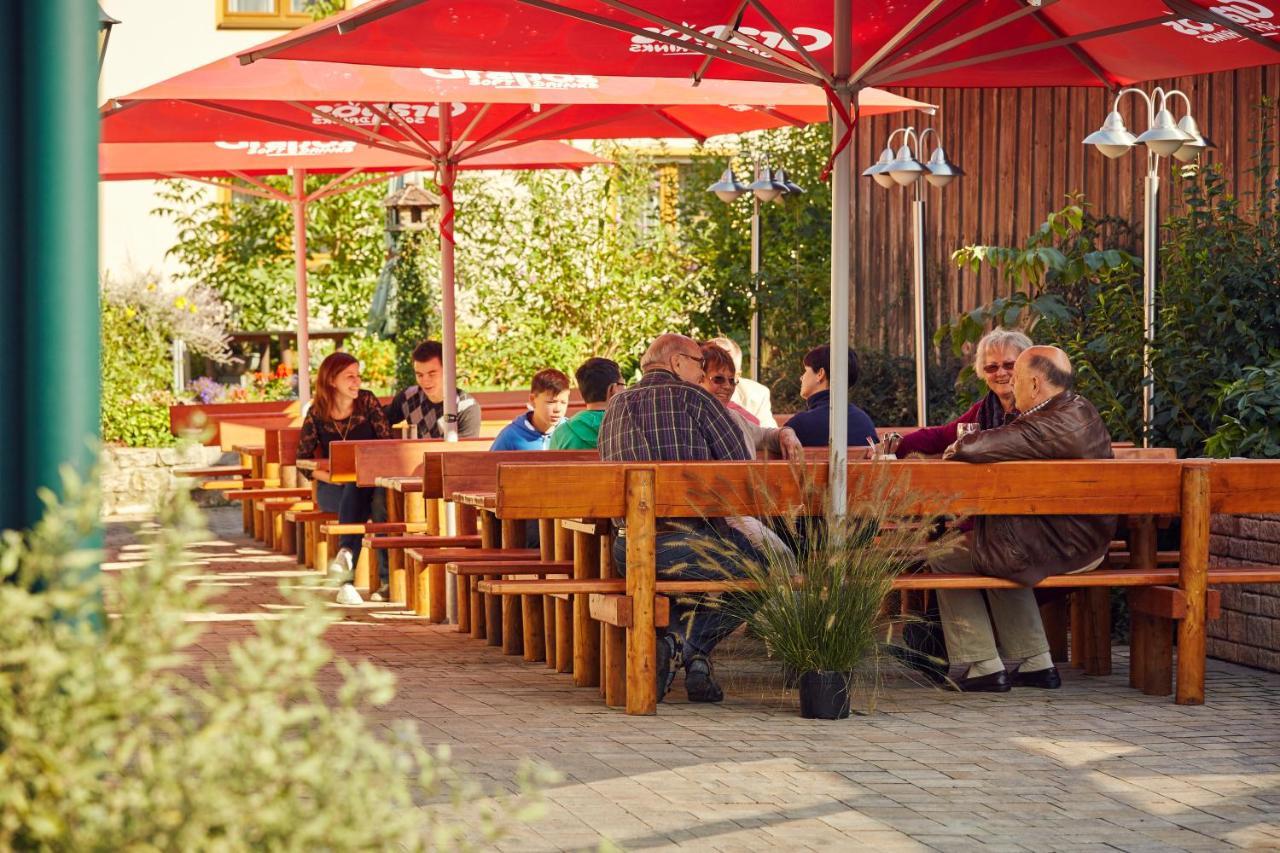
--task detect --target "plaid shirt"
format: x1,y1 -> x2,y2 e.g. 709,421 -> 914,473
599,370 -> 750,463
298,389 -> 392,466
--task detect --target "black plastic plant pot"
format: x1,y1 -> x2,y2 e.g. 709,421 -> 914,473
798,670 -> 852,719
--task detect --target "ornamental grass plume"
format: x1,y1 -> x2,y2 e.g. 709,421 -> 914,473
0,470 -> 553,850
686,460 -> 955,711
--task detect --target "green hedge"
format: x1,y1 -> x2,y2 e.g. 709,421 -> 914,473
101,303 -> 175,448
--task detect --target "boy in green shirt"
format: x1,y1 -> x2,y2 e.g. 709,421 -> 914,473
550,357 -> 624,450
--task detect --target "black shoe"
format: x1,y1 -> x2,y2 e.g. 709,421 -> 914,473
953,669 -> 1012,693
685,655 -> 724,703
1013,665 -> 1062,689
656,633 -> 679,703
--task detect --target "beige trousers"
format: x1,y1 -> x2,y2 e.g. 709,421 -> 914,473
929,544 -> 1050,665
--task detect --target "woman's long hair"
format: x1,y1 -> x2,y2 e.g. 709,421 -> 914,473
312,352 -> 359,422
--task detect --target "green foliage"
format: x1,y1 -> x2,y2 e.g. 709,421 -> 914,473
1204,358 -> 1280,459
347,333 -> 399,397
678,125 -> 834,408
938,199 -> 1143,427
455,145 -> 700,384
392,230 -> 440,389
155,176 -> 387,331
0,471 -> 552,849
101,299 -> 177,448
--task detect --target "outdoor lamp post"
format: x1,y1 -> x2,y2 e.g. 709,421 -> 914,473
863,126 -> 963,428
706,156 -> 804,382
1083,86 -> 1209,446
98,5 -> 119,76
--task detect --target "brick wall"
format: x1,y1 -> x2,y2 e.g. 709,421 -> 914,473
1207,515 -> 1280,673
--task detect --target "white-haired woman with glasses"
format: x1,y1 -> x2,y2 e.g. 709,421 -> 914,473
895,327 -> 1033,457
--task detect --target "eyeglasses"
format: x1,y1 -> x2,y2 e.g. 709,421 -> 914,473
982,360 -> 1017,375
675,352 -> 706,369
709,375 -> 738,387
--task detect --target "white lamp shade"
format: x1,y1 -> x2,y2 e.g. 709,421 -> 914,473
1083,110 -> 1137,159
1137,108 -> 1194,157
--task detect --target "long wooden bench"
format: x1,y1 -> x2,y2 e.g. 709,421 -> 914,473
489,458 -> 1280,714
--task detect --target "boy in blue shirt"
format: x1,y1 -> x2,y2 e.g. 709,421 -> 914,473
489,368 -> 571,450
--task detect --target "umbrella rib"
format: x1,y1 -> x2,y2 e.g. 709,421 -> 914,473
190,99 -> 420,159
868,14 -> 1170,85
464,103 -> 573,155
363,101 -> 442,158
850,0 -> 951,84
309,168 -> 414,201
1023,3 -> 1118,89
746,0 -> 834,85
649,107 -> 708,143
163,173 -> 285,202
866,0 -> 1058,82
515,0 -> 821,85
228,169 -> 288,199
749,105 -> 808,128
305,166 -> 362,202
692,0 -> 750,84
455,102 -> 492,147
284,100 -> 427,158
1166,0 -> 1280,55
592,0 -> 822,82
869,0 -> 983,72
458,108 -> 637,159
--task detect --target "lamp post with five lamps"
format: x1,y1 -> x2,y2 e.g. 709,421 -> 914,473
1083,87 -> 1210,445
707,156 -> 804,382
862,125 -> 963,428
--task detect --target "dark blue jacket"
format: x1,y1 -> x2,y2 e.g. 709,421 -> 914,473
786,390 -> 878,449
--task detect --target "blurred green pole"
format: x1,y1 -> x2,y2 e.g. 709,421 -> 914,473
0,3 -> 100,531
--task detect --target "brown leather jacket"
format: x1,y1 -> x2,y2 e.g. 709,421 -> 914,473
947,391 -> 1116,585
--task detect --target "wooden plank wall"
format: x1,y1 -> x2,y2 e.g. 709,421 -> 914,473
850,66 -> 1280,355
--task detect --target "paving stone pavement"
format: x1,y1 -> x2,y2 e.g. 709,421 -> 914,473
104,508 -> 1280,852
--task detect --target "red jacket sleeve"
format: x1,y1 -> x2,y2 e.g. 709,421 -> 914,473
895,399 -> 982,457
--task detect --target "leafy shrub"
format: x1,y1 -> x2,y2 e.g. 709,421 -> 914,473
347,333 -> 399,396
392,230 -> 440,390
101,272 -> 234,447
0,471 -> 551,849
1204,359 -> 1280,458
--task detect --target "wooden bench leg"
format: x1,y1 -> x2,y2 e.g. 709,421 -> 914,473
604,624 -> 626,708
428,563 -> 447,623
573,529 -> 601,687
1081,587 -> 1112,676
1040,597 -> 1070,663
1128,516 -> 1159,692
281,517 -> 297,557
314,530 -> 329,575
354,545 -> 374,596
386,489 -> 406,605
456,574 -> 471,633
413,558 -> 432,617
522,595 -> 546,663
543,596 -> 557,669
502,596 -> 523,656
252,501 -> 266,542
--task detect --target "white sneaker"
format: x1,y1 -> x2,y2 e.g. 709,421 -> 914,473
369,583 -> 391,603
335,583 -> 364,606
327,548 -> 354,582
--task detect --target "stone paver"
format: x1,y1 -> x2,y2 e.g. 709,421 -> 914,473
105,509 -> 1280,852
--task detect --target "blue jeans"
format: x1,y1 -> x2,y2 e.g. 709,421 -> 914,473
611,522 -> 759,661
315,481 -> 388,582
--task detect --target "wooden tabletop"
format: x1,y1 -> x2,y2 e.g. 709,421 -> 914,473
452,490 -> 496,511
233,444 -> 265,457
376,476 -> 424,493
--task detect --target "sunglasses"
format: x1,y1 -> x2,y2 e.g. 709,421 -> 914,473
982,360 -> 1017,375
709,375 -> 738,387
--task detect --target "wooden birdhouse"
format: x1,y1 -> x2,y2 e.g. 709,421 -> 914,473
382,184 -> 441,232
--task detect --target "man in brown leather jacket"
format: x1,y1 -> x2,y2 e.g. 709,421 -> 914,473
933,346 -> 1115,693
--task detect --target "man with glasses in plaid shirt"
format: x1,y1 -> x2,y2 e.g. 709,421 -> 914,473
600,333 -> 760,704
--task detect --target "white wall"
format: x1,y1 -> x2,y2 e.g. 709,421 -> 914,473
98,1 -> 373,284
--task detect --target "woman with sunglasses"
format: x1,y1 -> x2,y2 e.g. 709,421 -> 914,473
895,327 -> 1033,457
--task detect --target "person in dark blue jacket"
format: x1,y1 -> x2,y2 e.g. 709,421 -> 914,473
489,368 -> 571,450
785,344 -> 878,449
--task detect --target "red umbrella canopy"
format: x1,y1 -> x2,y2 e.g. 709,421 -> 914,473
102,56 -> 932,156
239,0 -> 1280,88
98,138 -> 607,181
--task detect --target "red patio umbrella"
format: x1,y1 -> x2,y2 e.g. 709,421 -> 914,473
99,138 -> 605,403
238,0 -> 1280,502
103,55 -> 931,437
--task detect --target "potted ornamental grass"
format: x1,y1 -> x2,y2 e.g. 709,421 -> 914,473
692,463 -> 948,719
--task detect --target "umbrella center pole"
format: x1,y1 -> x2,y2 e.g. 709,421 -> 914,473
291,168 -> 311,406
438,102 -> 460,443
